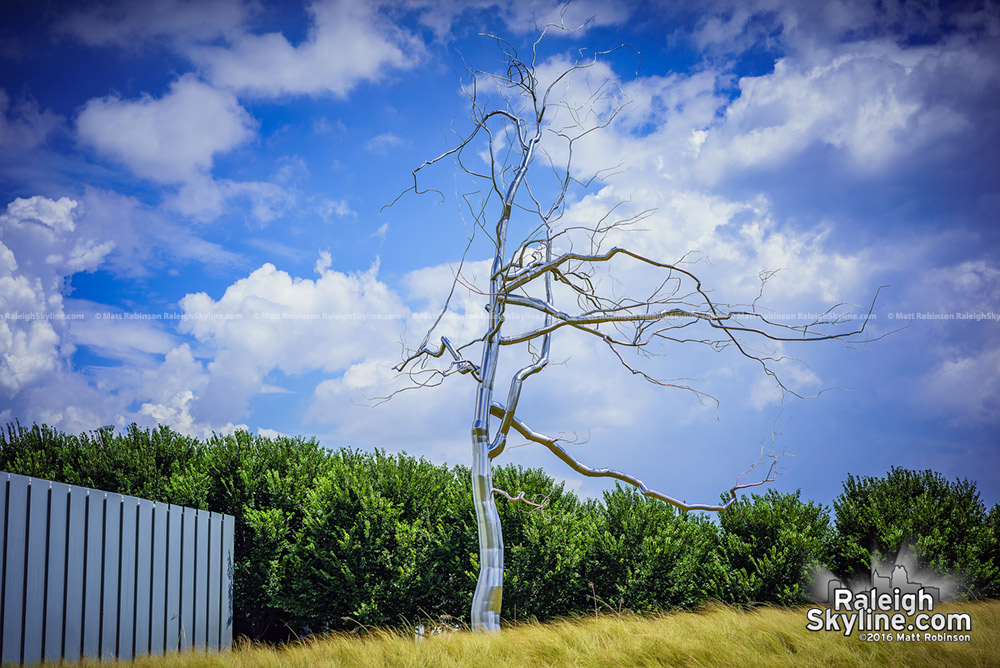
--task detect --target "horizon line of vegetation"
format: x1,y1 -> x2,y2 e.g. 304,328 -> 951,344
2,420 -> 997,644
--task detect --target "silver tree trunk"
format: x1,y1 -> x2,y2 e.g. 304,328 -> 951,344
470,436 -> 503,630
469,127 -> 540,631
469,218 -> 510,632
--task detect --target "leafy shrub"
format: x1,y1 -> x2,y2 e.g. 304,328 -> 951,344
278,450 -> 475,632
719,489 -> 833,604
493,465 -> 596,621
832,467 -> 999,598
585,486 -> 728,612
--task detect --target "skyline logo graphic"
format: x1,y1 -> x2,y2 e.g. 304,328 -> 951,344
819,564 -> 941,608
805,545 -> 972,642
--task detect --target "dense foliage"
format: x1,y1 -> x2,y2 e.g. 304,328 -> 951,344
719,489 -> 833,605
2,422 -> 997,641
832,467 -> 999,598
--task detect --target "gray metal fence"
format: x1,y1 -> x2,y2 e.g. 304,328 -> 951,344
0,472 -> 234,666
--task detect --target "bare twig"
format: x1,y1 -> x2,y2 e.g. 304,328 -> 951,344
492,488 -> 548,512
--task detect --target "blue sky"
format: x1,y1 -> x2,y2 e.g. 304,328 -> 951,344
1,0 -> 998,511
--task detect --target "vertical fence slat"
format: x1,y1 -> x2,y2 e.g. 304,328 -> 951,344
0,473 -> 8,661
117,496 -> 138,661
222,515 -> 234,651
149,502 -> 168,655
101,494 -> 122,662
207,513 -> 222,650
43,483 -> 70,663
63,484 -> 87,663
2,474 -> 29,666
22,479 -> 49,666
193,510 -> 209,650
164,505 -> 182,652
179,508 -> 196,651
135,498 -> 154,657
81,490 -> 104,659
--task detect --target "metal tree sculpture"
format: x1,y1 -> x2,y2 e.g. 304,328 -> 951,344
388,25 -> 876,632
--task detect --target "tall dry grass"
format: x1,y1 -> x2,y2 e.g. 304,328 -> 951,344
48,600 -> 1000,668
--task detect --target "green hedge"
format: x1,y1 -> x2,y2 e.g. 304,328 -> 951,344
2,421 -> 997,641
832,467 -> 999,598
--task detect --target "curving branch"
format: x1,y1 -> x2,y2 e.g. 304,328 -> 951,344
488,404 -> 777,511
492,488 -> 548,512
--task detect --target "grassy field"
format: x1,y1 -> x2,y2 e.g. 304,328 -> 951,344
55,600 -> 1000,668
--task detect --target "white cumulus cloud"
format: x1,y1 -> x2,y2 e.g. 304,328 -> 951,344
191,0 -> 423,97
77,74 -> 255,183
135,343 -> 249,439
695,44 -> 969,182
169,258 -> 409,425
0,196 -> 111,399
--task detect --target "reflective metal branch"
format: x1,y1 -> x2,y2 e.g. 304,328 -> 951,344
505,246 -> 707,292
488,403 -> 777,511
492,487 -> 547,512
499,301 -> 697,346
489,244 -> 553,460
395,336 -> 480,379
